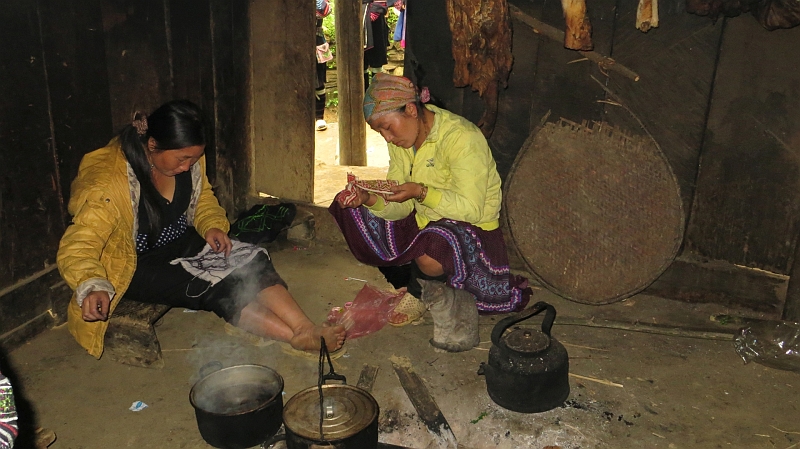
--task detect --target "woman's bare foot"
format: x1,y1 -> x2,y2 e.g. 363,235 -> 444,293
289,324 -> 346,352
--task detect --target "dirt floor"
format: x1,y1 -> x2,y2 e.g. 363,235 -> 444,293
4,225 -> 799,449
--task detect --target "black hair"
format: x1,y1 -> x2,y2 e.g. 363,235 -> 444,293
119,99 -> 208,243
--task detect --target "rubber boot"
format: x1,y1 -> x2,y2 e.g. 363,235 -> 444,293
417,279 -> 480,353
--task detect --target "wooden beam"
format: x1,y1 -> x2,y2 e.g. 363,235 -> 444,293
335,0 -> 367,166
509,4 -> 640,82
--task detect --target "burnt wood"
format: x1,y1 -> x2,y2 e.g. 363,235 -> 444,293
391,358 -> 457,445
356,364 -> 380,393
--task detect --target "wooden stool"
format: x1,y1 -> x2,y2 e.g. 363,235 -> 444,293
104,299 -> 171,368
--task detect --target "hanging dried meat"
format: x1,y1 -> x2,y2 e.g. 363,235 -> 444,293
445,0 -> 513,138
686,0 -> 800,30
561,0 -> 593,49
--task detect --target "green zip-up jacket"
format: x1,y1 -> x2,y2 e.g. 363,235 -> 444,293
368,105 -> 502,231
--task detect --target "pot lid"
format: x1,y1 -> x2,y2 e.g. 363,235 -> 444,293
284,385 -> 378,441
504,327 -> 550,354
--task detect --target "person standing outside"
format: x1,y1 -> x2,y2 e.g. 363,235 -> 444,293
315,0 -> 334,131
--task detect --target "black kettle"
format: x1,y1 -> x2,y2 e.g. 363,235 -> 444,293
478,301 -> 570,413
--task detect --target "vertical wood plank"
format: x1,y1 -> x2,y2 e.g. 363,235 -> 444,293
250,0 -> 314,202
169,0 -> 218,184
335,0 -> 367,166
39,0 -> 113,211
101,0 -> 173,130
684,19 -> 800,275
0,0 -> 76,334
209,0 -> 252,214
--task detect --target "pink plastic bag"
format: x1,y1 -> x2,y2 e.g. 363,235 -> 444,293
326,284 -> 405,339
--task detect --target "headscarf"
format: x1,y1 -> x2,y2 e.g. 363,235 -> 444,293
363,73 -> 430,122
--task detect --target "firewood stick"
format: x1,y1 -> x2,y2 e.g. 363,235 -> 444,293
509,4 -> 641,81
569,372 -> 624,387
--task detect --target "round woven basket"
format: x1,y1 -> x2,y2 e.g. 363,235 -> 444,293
504,120 -> 684,304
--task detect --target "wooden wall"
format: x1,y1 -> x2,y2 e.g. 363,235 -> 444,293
407,0 -> 800,318
0,0 -> 250,347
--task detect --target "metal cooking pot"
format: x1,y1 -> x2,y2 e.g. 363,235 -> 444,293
265,341 -> 379,449
189,364 -> 284,449
478,301 -> 570,413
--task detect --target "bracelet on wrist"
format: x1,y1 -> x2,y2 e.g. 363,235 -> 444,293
416,184 -> 428,202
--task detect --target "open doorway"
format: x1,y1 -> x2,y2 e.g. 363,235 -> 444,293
312,0 -> 406,206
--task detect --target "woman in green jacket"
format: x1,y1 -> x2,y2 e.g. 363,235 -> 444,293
329,74 -> 529,329
58,100 -> 344,358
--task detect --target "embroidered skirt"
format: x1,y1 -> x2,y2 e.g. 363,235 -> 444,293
124,229 -> 286,323
329,203 -> 529,313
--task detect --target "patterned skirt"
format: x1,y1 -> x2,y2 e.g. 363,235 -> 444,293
329,203 -> 530,313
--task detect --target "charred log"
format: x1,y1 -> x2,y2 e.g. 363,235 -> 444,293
445,0 -> 513,138
561,0 -> 593,50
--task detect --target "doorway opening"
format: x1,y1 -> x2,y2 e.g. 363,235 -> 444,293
312,3 -> 406,206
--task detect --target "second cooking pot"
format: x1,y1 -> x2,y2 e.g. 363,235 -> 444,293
189,364 -> 284,449
281,382 -> 379,448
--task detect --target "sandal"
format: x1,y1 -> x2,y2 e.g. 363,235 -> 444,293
388,293 -> 427,327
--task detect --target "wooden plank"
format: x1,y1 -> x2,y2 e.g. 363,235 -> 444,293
644,257 -> 787,317
170,0 -> 217,182
101,0 -> 173,130
208,1 -> 251,215
334,0 -> 367,166
39,0 -> 113,211
0,1 -> 65,286
391,356 -> 457,448
356,364 -> 380,392
490,1 -> 542,179
603,0 -> 723,215
251,0 -> 315,202
684,19 -> 800,275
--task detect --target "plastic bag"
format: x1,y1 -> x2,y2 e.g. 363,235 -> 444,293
326,284 -> 405,339
734,320 -> 800,372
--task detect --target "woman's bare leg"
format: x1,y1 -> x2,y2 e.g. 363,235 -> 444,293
415,254 -> 444,277
236,284 -> 346,351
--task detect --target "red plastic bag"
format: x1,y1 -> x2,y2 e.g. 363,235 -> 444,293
326,284 -> 405,339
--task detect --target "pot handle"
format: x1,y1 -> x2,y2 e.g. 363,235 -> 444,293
490,301 -> 557,348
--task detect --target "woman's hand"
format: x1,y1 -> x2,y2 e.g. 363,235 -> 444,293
205,228 -> 232,256
336,188 -> 374,209
82,290 -> 110,322
386,182 -> 425,203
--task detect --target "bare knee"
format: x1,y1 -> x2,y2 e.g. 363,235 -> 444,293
415,254 -> 444,277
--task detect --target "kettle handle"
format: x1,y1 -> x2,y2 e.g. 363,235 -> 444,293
490,301 -> 556,348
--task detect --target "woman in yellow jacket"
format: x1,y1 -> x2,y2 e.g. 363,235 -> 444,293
57,100 -> 345,358
329,74 -> 529,347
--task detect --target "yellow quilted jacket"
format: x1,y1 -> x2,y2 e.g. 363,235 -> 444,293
56,139 -> 230,358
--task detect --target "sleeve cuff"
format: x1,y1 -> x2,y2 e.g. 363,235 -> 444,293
420,186 -> 442,208
366,195 -> 387,211
75,278 -> 116,307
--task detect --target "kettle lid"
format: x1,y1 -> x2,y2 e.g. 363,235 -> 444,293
504,327 -> 550,354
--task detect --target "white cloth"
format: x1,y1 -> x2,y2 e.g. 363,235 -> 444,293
170,240 -> 269,286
